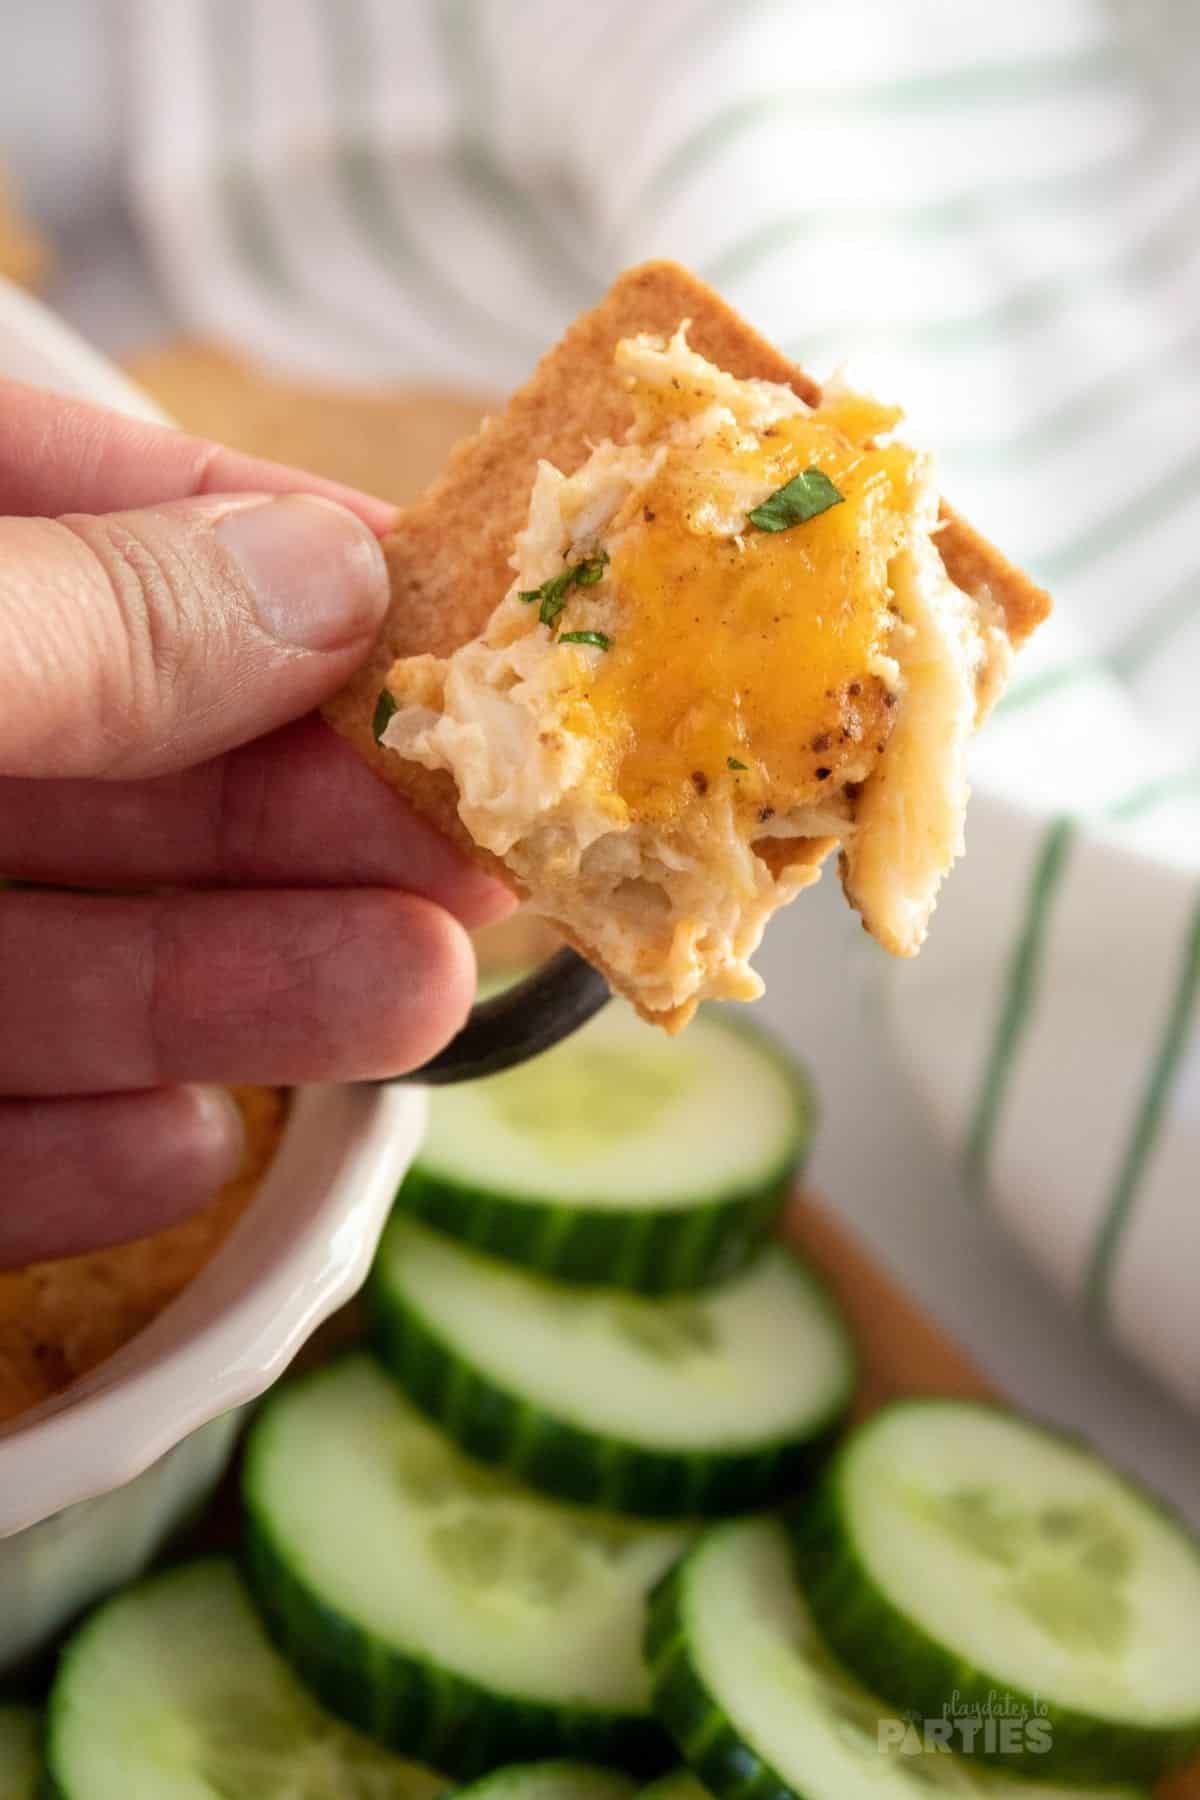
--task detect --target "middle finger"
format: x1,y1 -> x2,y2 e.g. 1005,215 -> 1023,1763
0,886 -> 475,1094
0,715 -> 511,929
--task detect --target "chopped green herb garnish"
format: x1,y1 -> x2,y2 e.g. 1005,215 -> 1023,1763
518,552 -> 610,628
559,630 -> 611,650
747,467 -> 844,533
572,556 -> 608,587
519,576 -> 565,610
372,689 -> 398,743
727,756 -> 748,771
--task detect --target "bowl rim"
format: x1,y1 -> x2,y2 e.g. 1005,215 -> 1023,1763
0,274 -> 174,420
0,1082 -> 427,1538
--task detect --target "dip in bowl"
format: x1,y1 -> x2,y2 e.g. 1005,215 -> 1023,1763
0,1081 -> 426,1671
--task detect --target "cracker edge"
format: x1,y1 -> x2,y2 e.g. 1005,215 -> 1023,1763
323,261 -> 1051,1027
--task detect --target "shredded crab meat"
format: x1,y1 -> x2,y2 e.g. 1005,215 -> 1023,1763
381,329 -> 1008,1017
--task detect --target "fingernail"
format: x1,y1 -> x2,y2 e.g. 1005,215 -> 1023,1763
217,494 -> 389,652
182,1084 -> 246,1187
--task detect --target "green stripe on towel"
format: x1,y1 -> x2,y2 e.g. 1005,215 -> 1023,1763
999,566 -> 1200,718
963,818 -> 1077,1198
704,133 -> 1157,287
640,45 -> 1120,212
1083,893 -> 1200,1320
1032,442 -> 1200,585
942,315 -> 1200,472
1107,761 -> 1200,823
1107,568 -> 1200,679
321,0 -> 543,356
208,0 -> 397,354
996,658 -> 1108,718
438,0 -> 602,301
209,0 -> 297,296
786,165 -> 1200,359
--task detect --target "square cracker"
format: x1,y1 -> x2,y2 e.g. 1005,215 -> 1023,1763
323,261 -> 1051,1018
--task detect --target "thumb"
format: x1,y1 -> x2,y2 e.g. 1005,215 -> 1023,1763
0,493 -> 389,778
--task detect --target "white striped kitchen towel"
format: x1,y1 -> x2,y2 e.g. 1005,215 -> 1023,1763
126,0 -> 1199,1405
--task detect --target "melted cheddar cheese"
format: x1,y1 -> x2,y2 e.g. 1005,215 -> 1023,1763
572,406 -> 917,826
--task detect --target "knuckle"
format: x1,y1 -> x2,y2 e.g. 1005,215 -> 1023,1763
57,514 -> 208,775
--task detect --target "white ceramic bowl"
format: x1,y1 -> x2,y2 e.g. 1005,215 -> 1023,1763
0,279 -> 429,1668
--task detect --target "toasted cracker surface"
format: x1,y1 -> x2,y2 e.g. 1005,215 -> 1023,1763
323,261 -> 1050,1020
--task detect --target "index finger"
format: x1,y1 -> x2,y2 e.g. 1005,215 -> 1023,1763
0,379 -> 399,531
0,714 -> 513,930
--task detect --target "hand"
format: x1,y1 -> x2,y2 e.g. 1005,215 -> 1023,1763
0,380 -> 511,1266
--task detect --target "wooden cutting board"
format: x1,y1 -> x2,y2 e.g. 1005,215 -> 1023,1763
788,1196 -> 993,1416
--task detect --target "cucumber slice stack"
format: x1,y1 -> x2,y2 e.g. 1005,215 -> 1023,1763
232,1005 -> 853,1782
790,1399 -> 1200,1786
369,1217 -> 854,1517
244,1356 -> 689,1779
0,1705 -> 41,1799
229,1006 -> 844,1782
38,986 -> 1200,1797
394,1004 -> 812,1293
645,1514 -> 1156,1800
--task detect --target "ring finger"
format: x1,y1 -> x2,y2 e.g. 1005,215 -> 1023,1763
0,886 -> 475,1094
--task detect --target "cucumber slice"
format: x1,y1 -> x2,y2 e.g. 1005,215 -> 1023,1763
242,1355 -> 686,1778
448,1762 -> 637,1800
636,1776 -> 708,1800
636,1768 -> 1141,1800
43,1559 -> 446,1799
646,1516 -> 1149,1800
637,1770 -> 1141,1800
398,1004 -> 811,1293
370,1220 -> 854,1517
789,1399 -> 1200,1785
0,1705 -> 40,1798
